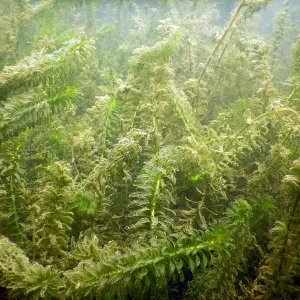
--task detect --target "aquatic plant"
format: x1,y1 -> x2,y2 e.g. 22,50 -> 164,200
0,0 -> 300,299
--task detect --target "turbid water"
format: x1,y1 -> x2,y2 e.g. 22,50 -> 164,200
0,1 -> 300,299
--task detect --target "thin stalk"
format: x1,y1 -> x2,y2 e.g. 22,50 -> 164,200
130,102 -> 139,129
30,206 -> 36,259
270,0 -> 290,71
9,169 -> 22,238
197,0 -> 247,86
150,173 -> 162,231
286,85 -> 298,103
172,95 -> 197,143
101,100 -> 115,158
272,192 -> 300,298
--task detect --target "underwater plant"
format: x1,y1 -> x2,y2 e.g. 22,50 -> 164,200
0,0 -> 300,299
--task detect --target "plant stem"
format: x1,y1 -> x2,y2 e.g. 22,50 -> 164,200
150,173 -> 162,231
9,169 -> 22,238
197,0 -> 247,87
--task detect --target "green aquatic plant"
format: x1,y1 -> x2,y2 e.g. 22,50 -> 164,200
0,0 -> 300,299
186,199 -> 254,299
251,160 -> 300,299
0,37 -> 93,98
64,198 -> 252,299
28,162 -> 74,265
0,139 -> 28,244
128,150 -> 177,239
0,236 -> 62,300
0,86 -> 80,142
72,191 -> 97,216
83,96 -> 121,157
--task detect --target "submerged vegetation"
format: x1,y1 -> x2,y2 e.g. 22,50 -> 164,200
0,0 -> 300,299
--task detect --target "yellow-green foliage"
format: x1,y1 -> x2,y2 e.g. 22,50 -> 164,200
0,0 -> 300,299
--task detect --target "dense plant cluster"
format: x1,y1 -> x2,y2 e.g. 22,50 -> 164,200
0,0 -> 300,299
